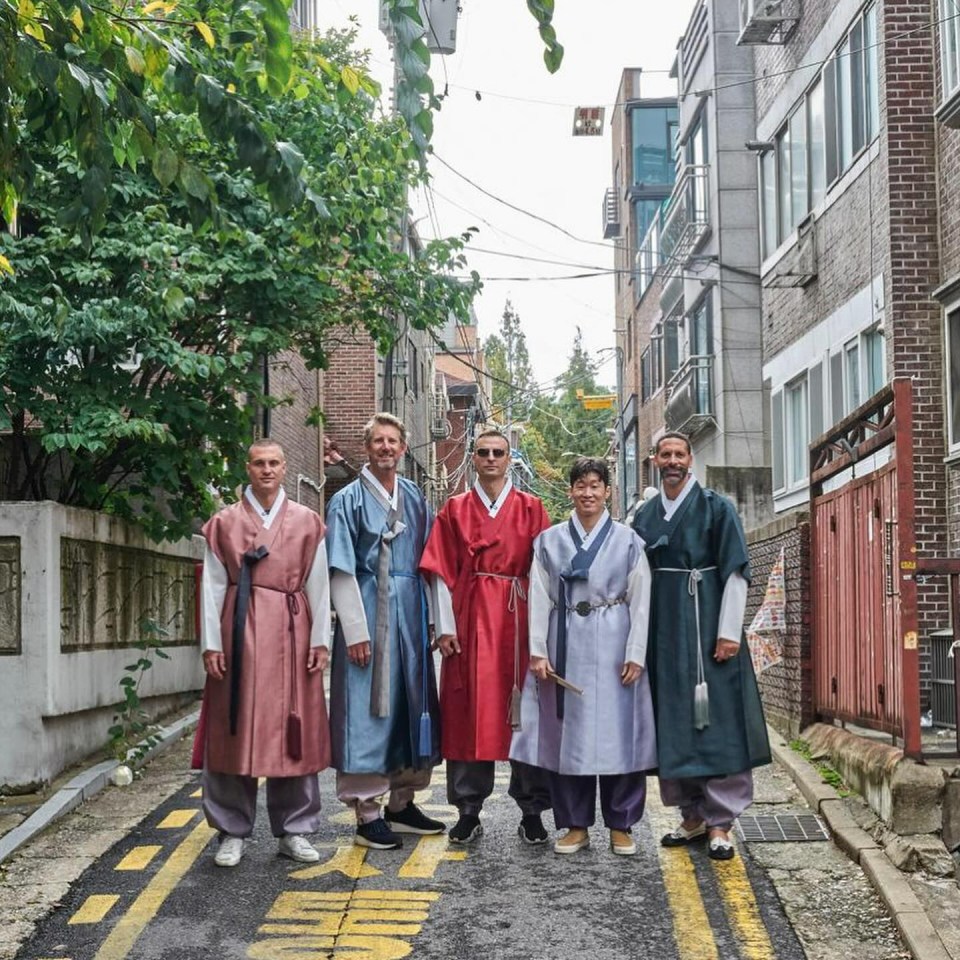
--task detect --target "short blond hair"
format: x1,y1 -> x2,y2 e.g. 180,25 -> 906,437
247,438 -> 285,461
363,412 -> 407,445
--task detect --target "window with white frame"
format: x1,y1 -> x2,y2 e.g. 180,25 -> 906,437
785,376 -> 809,487
939,0 -> 960,101
759,3 -> 879,254
844,338 -> 860,412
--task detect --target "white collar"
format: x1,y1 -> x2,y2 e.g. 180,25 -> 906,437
661,474 -> 698,521
361,464 -> 399,510
474,478 -> 512,517
244,485 -> 285,530
570,508 -> 610,548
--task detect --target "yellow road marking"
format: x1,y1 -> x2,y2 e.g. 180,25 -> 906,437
115,846 -> 162,871
713,855 -> 776,959
398,835 -> 467,878
93,819 -> 216,960
156,809 -> 196,829
648,795 -> 719,960
190,788 -> 202,798
69,895 -> 120,925
289,844 -> 382,880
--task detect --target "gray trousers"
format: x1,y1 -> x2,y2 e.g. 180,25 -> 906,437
446,759 -> 551,817
202,769 -> 322,839
659,769 -> 754,830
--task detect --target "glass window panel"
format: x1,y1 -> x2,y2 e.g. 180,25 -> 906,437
838,37 -> 853,170
845,340 -> 861,412
865,5 -> 880,139
850,20 -> 865,155
941,0 -> 960,96
772,389 -> 785,491
761,150 -> 778,257
950,310 -> 960,446
665,320 -> 680,379
864,328 -> 885,397
786,378 -> 808,486
789,107 -> 807,224
808,79 -> 826,208
824,59 -> 839,184
632,105 -> 679,185
777,127 -> 792,241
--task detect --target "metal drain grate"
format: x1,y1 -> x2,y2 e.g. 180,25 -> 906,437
734,813 -> 830,843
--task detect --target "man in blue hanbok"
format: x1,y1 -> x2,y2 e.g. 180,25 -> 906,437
633,432 -> 770,861
326,413 -> 443,850
510,458 -> 657,856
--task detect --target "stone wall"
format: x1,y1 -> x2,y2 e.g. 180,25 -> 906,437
0,502 -> 203,791
746,512 -> 813,738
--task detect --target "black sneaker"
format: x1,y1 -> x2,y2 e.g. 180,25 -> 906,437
448,814 -> 483,844
385,802 -> 446,835
355,818 -> 403,850
518,813 -> 548,845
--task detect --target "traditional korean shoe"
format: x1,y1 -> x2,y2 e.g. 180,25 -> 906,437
554,827 -> 590,855
355,818 -> 403,850
610,829 -> 637,856
385,802 -> 445,835
661,821 -> 706,847
448,814 -> 483,844
278,834 -> 321,863
708,833 -> 736,861
214,835 -> 244,868
518,813 -> 548,845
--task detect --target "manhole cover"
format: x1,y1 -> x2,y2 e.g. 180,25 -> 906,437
735,813 -> 830,842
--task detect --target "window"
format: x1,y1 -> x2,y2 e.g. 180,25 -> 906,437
640,347 -> 652,403
652,324 -> 664,392
864,326 -> 885,396
689,298 -> 712,415
664,319 -> 680,381
844,338 -> 860,412
939,0 -> 960,100
785,377 -> 809,486
948,308 -> 960,447
631,105 -> 679,186
759,4 -> 879,247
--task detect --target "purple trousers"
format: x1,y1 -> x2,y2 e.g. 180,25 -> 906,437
659,769 -> 754,830
201,770 -> 321,838
549,771 -> 647,830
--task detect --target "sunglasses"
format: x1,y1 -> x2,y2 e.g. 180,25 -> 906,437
475,448 -> 508,459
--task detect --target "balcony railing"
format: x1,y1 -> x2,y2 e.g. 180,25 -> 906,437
659,165 -> 710,279
602,187 -> 621,239
634,215 -> 662,301
664,354 -> 716,438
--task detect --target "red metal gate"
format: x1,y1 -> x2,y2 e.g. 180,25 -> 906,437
809,379 -> 921,758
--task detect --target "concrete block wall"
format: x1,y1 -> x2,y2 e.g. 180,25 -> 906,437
745,512 -> 813,738
0,502 -> 203,791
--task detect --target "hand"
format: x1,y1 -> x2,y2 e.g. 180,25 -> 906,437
620,661 -> 642,686
436,634 -> 461,658
202,651 -> 226,681
714,638 -> 740,662
307,646 -> 329,673
529,656 -> 552,681
348,641 -> 371,667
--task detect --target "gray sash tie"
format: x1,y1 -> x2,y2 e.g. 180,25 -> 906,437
361,475 -> 406,718
230,545 -> 269,735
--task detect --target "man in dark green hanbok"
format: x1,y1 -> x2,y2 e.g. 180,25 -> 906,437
633,433 -> 770,860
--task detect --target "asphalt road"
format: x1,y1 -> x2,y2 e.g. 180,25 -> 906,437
13,758 -> 828,960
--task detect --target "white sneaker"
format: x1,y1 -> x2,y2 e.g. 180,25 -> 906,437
214,836 -> 244,867
278,834 -> 320,863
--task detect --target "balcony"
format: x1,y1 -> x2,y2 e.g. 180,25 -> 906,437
664,355 -> 716,438
602,187 -> 621,239
658,165 -> 710,281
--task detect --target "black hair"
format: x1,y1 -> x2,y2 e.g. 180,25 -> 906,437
653,431 -> 692,455
569,457 -> 609,487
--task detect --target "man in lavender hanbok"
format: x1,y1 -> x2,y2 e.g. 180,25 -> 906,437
510,458 -> 656,856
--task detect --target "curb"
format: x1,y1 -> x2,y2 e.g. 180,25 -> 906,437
0,709 -> 199,866
768,725 -> 953,960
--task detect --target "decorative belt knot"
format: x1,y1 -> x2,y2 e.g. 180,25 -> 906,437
565,596 -> 626,617
655,566 -> 718,730
475,572 -> 526,730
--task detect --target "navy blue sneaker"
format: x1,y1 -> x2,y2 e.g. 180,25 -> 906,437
355,818 -> 403,850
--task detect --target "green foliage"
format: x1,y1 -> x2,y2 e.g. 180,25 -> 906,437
0,30 -> 480,540
485,300 -> 536,423
788,738 -> 852,797
107,619 -> 172,766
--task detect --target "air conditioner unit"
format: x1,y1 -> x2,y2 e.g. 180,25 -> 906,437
603,188 -> 621,239
738,0 -> 799,45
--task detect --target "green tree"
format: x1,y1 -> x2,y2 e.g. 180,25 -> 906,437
484,299 -> 536,425
0,29 -> 479,540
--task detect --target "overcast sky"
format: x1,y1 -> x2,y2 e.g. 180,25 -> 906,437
325,1 -> 697,393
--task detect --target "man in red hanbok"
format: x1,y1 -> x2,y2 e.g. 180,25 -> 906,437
420,429 -> 552,844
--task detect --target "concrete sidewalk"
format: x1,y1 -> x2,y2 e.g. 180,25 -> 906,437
769,726 -> 960,960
